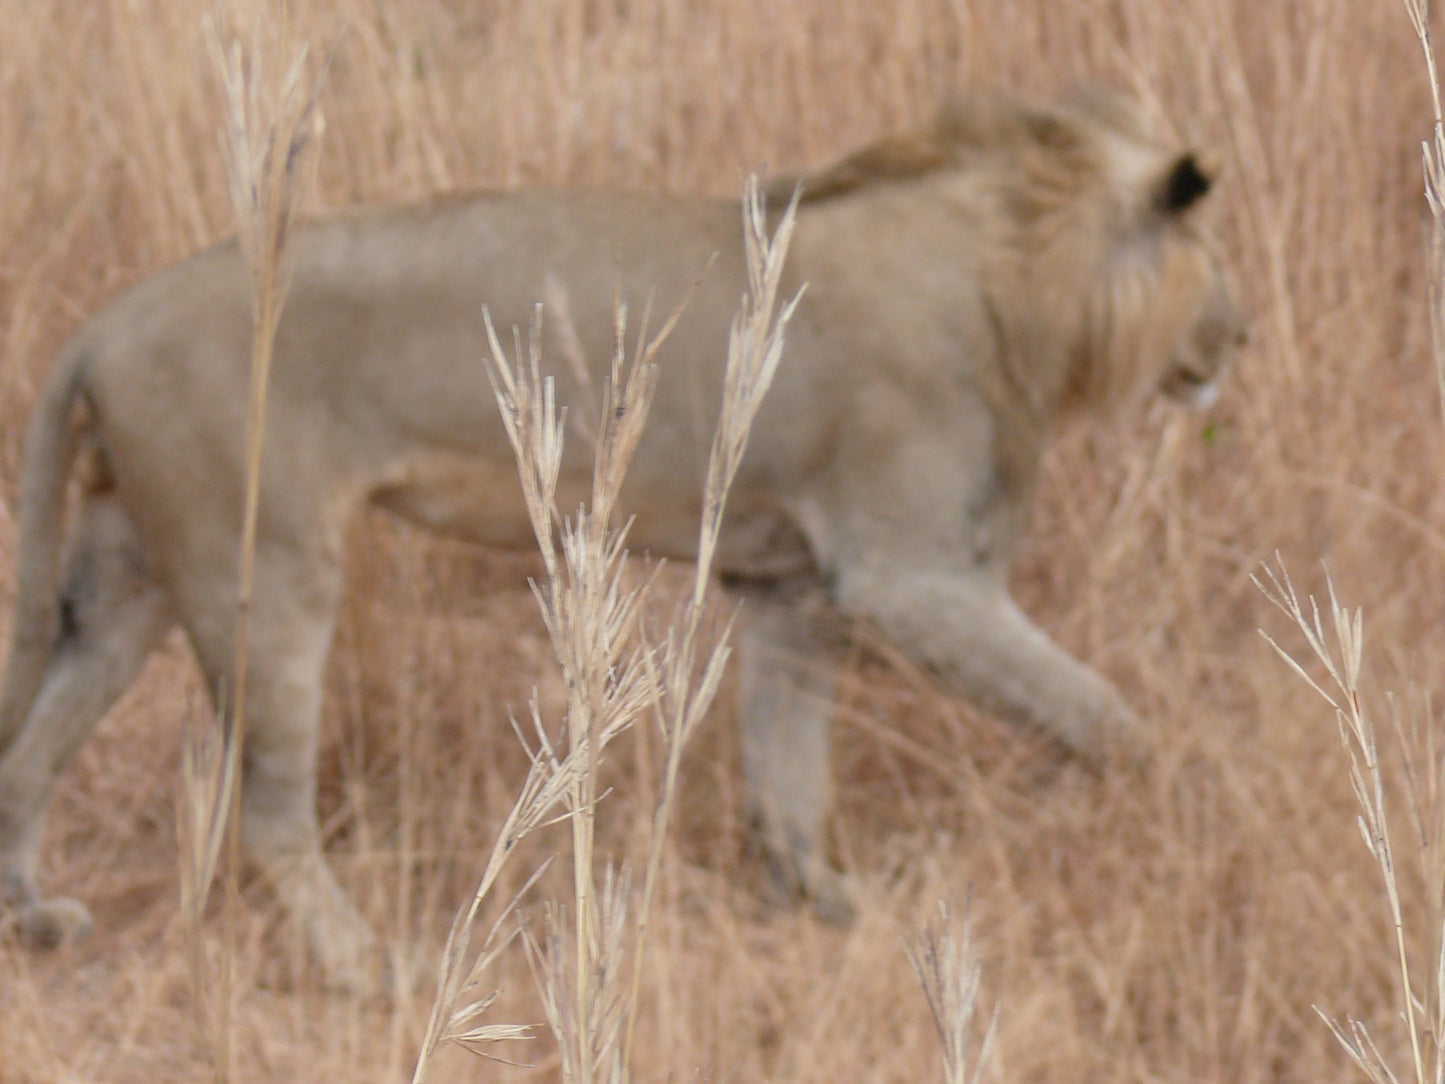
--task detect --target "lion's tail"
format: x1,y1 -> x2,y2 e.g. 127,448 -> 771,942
0,345 -> 88,753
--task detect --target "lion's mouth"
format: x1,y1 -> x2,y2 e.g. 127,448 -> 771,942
1162,365 -> 1220,410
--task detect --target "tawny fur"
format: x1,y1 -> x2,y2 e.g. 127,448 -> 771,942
0,87 -> 1244,990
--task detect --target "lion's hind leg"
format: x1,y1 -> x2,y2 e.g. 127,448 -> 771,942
0,495 -> 173,948
178,546 -> 381,994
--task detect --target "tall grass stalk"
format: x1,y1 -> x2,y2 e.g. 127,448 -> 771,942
1402,0 -> 1445,433
905,902 -> 998,1084
183,14 -> 322,1082
1256,4 -> 1445,1082
448,179 -> 796,1081
409,707 -> 586,1081
1256,562 -> 1444,1084
483,294 -> 668,1083
621,178 -> 799,1070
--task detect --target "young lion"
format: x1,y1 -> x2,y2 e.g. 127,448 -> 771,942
0,88 -> 1244,990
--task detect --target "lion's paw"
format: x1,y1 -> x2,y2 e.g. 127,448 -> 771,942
1103,703 -> 1154,773
16,896 -> 93,950
807,866 -> 860,927
758,846 -> 860,927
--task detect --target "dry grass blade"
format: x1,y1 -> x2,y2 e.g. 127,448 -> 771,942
521,869 -> 632,1083
543,273 -> 599,449
482,308 -> 567,582
904,903 -> 997,1084
186,12 -> 323,1083
1315,1011 -> 1407,1084
590,301 -> 665,526
622,177 -> 800,1069
501,320 -> 656,1084
694,178 -> 802,606
1401,0 -> 1445,433
1395,23 -> 1445,1026
411,705 -> 583,1082
175,698 -> 229,1038
1262,7 -> 1445,1083
177,694 -> 224,916
1257,557 -> 1443,1084
1254,558 -> 1362,712
470,176 -> 797,1082
453,295 -> 676,1084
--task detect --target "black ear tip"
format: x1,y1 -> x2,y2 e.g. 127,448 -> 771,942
1161,154 -> 1213,213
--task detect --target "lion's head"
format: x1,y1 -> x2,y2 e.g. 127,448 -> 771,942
773,87 -> 1245,444
989,86 -> 1247,419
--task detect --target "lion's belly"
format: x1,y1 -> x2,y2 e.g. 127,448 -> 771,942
368,452 -> 539,548
367,448 -> 816,578
710,503 -> 819,579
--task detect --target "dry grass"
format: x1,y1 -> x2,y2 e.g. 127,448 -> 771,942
180,15 -> 324,1079
0,0 -> 1441,1080
441,179 -> 793,1084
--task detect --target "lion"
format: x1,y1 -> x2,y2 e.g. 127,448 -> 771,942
0,87 -> 1243,990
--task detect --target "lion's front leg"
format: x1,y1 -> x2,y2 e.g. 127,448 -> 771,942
833,561 -> 1144,763
733,587 -> 857,924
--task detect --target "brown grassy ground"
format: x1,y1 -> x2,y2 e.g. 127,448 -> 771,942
0,0 -> 1439,1080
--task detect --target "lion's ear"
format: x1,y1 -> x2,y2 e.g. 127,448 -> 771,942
1155,153 -> 1213,216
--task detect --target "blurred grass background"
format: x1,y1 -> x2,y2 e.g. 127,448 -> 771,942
0,1 -> 1437,1080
